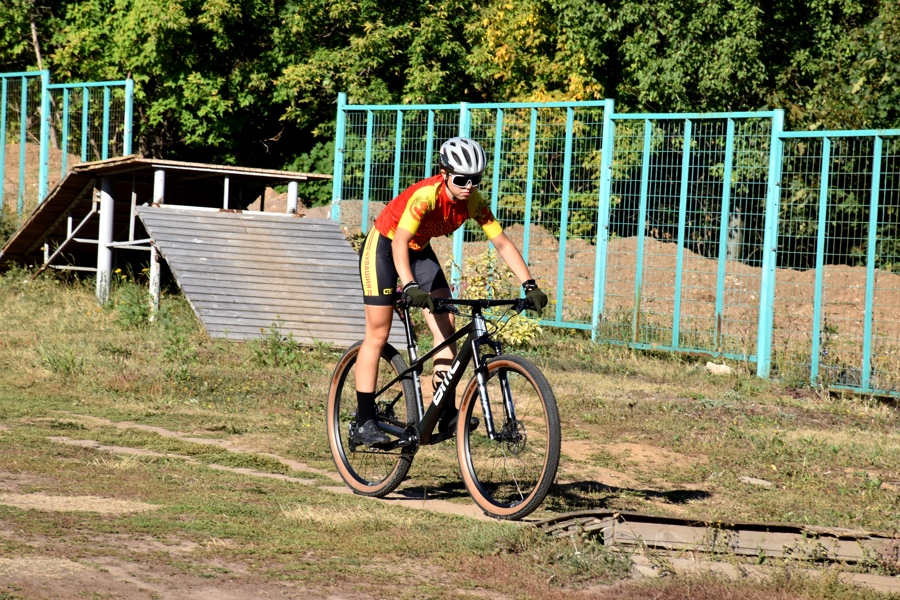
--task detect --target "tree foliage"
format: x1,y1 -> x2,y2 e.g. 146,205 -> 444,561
1,0 -> 898,174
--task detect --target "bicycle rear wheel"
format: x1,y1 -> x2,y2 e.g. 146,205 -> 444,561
326,341 -> 418,497
457,354 -> 560,520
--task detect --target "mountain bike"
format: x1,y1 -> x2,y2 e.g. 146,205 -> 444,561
326,296 -> 561,520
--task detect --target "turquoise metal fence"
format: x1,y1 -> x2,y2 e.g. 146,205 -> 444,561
775,130 -> 900,396
0,70 -> 133,218
329,94 -> 899,397
0,71 -> 44,217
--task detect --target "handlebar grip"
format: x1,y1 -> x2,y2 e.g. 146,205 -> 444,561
431,297 -> 459,315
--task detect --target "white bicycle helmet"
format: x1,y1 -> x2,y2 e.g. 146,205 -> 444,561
439,137 -> 487,175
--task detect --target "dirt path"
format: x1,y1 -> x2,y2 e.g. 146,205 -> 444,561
6,412 -> 700,522
3,414 -> 899,598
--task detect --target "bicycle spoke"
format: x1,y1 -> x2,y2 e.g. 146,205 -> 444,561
458,355 -> 560,520
326,343 -> 418,497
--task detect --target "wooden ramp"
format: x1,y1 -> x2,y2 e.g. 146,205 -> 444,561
137,206 -> 404,348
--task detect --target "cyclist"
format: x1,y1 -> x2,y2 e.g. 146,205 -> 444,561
353,136 -> 548,445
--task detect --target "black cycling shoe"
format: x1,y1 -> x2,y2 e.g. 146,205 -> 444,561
438,408 -> 479,435
352,420 -> 389,446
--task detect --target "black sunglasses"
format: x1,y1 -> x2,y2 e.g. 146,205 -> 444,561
448,172 -> 482,188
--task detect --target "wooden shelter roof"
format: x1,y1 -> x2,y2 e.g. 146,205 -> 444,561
0,155 -> 330,268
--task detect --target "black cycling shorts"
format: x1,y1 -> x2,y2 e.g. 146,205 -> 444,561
359,228 -> 449,306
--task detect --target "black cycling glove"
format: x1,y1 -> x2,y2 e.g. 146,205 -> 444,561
402,282 -> 435,312
522,279 -> 548,315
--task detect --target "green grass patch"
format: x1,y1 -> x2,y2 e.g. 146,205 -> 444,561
0,267 -> 898,599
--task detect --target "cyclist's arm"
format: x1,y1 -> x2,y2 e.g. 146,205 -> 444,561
491,231 -> 534,284
391,227 -> 417,287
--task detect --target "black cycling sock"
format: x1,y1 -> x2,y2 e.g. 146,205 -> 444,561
356,391 -> 377,424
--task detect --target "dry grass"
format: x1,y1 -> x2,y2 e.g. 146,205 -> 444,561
0,268 -> 898,599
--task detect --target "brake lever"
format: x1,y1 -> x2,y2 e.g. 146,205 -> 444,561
432,298 -> 460,316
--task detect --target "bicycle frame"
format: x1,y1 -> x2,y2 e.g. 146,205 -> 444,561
374,299 -> 520,446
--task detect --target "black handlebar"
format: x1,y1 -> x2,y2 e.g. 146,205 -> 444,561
429,296 -> 532,314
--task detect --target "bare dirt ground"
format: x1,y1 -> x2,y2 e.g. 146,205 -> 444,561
0,414 -> 686,599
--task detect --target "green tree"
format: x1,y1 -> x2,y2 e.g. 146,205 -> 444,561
0,0 -> 35,70
272,0 -> 479,135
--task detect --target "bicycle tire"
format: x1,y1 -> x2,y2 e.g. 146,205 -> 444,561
326,341 -> 418,497
457,354 -> 561,520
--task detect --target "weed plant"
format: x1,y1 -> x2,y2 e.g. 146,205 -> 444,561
451,248 -> 542,349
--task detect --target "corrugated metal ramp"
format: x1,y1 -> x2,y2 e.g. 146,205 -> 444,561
137,206 -> 403,348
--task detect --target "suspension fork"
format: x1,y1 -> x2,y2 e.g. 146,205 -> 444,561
470,313 -> 514,441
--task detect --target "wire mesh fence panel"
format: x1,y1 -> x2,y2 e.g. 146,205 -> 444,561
676,119 -> 726,353
417,110 -> 461,266
770,137 -> 822,383
871,138 -> 900,394
720,119 -> 771,359
46,85 -> 128,193
330,98 -> 899,396
817,137 -> 876,389
337,107 -> 459,240
559,106 -> 605,325
462,107 -> 577,312
635,119 -> 682,348
600,118 -> 645,342
337,110 -> 370,235
777,135 -> 900,393
0,74 -> 43,218
600,116 -> 772,357
443,107 -> 536,298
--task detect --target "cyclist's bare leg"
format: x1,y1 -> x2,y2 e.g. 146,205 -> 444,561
424,287 -> 467,430
354,304 -> 394,441
357,304 -> 394,392
424,287 -> 456,373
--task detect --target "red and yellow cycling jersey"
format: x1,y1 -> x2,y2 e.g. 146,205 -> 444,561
374,174 -> 503,251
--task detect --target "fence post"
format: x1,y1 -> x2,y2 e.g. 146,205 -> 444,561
102,86 -> 111,160
361,110 -> 374,233
96,177 -> 115,304
61,89 -> 70,178
38,71 -> 50,204
287,181 -> 298,214
756,110 -> 785,378
393,109 -> 403,197
18,76 -> 28,214
451,102 -> 471,287
490,108 -> 504,216
330,92 -> 347,223
555,107 -> 575,323
81,87 -> 89,161
148,244 -> 160,322
592,99 -> 615,342
425,109 -> 435,178
124,77 -> 134,155
631,119 -> 653,343
672,118 -> 693,349
153,169 -> 165,204
809,136 -> 832,385
0,78 -> 7,211
714,118 -> 737,353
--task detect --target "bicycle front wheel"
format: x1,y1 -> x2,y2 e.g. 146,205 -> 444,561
326,341 -> 417,497
457,354 -> 561,520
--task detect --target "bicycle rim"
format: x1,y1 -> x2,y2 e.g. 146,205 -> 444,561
326,342 -> 416,497
458,355 -> 560,520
